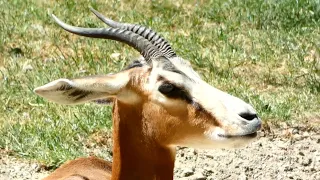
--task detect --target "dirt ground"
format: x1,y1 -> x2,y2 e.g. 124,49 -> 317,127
0,127 -> 319,180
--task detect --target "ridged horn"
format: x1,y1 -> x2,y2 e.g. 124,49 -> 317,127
90,8 -> 177,59
52,14 -> 161,62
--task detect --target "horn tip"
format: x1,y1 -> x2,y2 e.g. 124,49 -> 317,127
89,7 -> 99,14
51,14 -> 60,24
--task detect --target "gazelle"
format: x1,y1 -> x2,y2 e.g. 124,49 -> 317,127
34,8 -> 261,180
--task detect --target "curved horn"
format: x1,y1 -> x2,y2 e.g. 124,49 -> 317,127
52,14 -> 161,62
90,8 -> 177,59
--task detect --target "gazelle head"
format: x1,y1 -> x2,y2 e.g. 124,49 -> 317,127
34,8 -> 261,149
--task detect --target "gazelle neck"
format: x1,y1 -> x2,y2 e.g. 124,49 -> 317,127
111,100 -> 176,180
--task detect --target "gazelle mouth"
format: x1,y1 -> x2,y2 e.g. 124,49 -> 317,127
218,132 -> 258,139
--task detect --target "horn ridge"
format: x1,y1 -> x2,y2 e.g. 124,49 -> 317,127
51,14 -> 161,62
90,7 -> 177,58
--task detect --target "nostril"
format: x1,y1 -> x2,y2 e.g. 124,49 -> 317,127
239,112 -> 257,121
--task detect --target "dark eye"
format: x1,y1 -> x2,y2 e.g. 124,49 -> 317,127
158,83 -> 175,94
158,83 -> 193,103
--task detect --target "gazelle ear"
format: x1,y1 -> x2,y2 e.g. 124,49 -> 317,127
34,74 -> 129,105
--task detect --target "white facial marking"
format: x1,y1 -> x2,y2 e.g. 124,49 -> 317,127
147,56 -> 261,148
204,127 -> 226,141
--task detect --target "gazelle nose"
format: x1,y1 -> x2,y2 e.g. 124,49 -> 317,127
239,112 -> 258,121
239,112 -> 262,132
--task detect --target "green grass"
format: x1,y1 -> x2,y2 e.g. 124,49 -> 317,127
0,0 -> 319,167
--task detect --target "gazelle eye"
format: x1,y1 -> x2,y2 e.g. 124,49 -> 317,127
158,83 -> 175,94
158,82 -> 192,103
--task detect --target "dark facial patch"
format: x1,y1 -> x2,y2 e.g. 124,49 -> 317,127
190,101 -> 204,111
123,60 -> 145,70
158,82 -> 193,103
158,83 -> 175,94
158,78 -> 205,112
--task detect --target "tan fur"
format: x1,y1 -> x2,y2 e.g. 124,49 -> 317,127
42,156 -> 112,180
36,9 -> 261,179
41,66 -> 253,180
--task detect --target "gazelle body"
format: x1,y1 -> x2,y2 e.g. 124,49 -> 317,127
35,8 -> 261,180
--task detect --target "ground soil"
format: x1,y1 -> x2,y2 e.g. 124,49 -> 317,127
0,127 -> 319,180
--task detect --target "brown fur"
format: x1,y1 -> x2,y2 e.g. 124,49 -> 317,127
38,10 -> 261,180
42,156 -> 112,180
42,67 -> 221,180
